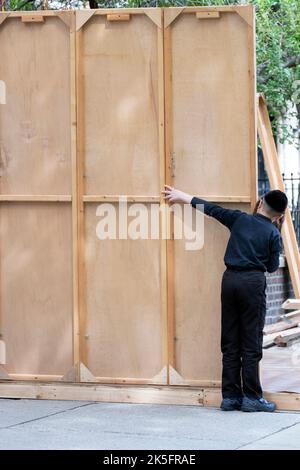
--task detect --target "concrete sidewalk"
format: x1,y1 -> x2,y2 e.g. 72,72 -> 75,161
0,399 -> 300,450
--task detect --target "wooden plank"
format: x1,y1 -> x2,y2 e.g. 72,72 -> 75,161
8,374 -> 63,381
274,327 -> 300,347
264,392 -> 300,411
0,16 -> 72,195
82,13 -> 160,196
83,195 -> 250,203
164,25 -> 176,377
8,11 -> 57,18
263,332 -> 280,349
76,28 -> 87,374
83,196 -> 160,203
84,203 -> 164,381
1,379 -> 300,411
264,315 -> 300,335
0,195 -> 71,202
70,28 -> 80,372
0,381 -> 204,406
280,309 -> 300,320
258,94 -> 300,298
247,7 -> 257,208
168,8 -> 252,199
107,14 -> 130,22
22,15 -> 44,23
282,299 -> 300,310
157,9 -> 168,374
0,203 -> 73,376
196,12 -> 220,19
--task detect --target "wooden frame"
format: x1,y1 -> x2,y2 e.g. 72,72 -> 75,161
163,5 -> 256,386
258,93 -> 300,298
2,8 -> 297,411
0,10 -> 75,380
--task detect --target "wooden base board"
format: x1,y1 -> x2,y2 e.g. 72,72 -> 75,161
0,381 -> 300,411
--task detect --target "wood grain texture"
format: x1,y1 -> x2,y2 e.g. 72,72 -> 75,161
0,203 -> 73,376
169,10 -> 252,198
83,203 -> 163,380
81,14 -> 160,196
0,17 -> 71,195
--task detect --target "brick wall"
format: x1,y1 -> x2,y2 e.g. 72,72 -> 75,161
265,256 -> 294,325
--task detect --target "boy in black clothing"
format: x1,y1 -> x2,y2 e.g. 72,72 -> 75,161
163,185 -> 288,412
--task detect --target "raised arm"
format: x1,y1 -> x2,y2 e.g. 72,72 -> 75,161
162,186 -> 243,230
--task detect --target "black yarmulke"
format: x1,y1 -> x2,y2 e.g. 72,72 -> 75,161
264,190 -> 288,213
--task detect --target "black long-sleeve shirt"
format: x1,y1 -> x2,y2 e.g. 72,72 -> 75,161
191,197 -> 282,273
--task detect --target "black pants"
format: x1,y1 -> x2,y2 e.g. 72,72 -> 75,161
221,268 -> 267,399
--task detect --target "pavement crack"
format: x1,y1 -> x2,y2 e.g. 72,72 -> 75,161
0,402 -> 95,430
236,418 -> 300,450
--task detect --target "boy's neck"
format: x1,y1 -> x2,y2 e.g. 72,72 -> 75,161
257,208 -> 273,221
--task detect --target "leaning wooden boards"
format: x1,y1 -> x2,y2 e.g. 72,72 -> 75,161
0,7 -> 256,390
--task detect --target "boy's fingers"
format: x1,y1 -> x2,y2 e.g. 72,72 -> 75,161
164,184 -> 173,190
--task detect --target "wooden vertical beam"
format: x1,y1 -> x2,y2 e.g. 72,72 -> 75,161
76,28 -> 88,373
157,10 -> 168,381
258,94 -> 300,298
70,23 -> 80,376
163,24 -> 176,380
247,6 -> 257,209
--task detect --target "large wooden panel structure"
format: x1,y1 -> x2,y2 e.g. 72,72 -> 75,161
0,11 -> 75,381
76,9 -> 167,384
164,7 -> 256,385
9,7 -> 300,409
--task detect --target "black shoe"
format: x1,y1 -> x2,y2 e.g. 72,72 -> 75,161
241,396 -> 276,412
220,397 -> 243,411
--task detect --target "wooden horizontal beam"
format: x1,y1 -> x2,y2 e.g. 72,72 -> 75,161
82,195 -> 250,203
8,374 -> 63,382
0,195 -> 72,202
83,195 -> 160,203
0,382 -> 299,411
195,195 -> 250,203
0,381 -> 204,406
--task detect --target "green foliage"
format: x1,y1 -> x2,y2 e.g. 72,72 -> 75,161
3,0 -> 300,144
6,0 -> 37,9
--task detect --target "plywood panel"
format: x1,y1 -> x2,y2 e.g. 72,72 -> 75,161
169,10 -> 252,197
81,14 -> 160,195
0,17 -> 71,195
0,203 -> 73,375
84,203 -> 163,379
173,203 -> 251,383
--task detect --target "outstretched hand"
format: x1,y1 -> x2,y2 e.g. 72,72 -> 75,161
162,185 -> 193,204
